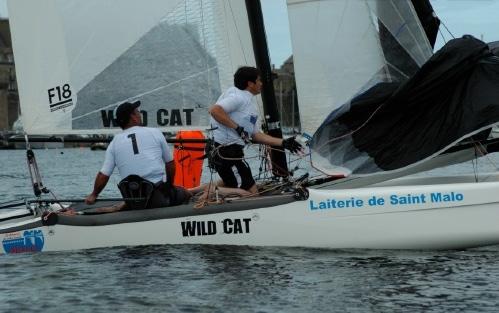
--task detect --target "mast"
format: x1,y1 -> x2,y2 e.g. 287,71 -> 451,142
245,0 -> 289,177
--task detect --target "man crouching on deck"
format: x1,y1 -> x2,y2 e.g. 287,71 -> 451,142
85,100 -> 191,211
193,66 -> 303,200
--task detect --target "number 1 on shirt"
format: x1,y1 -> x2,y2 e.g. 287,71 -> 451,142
127,133 -> 139,154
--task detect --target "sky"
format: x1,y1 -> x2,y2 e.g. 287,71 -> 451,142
1,0 -> 498,67
261,0 -> 499,67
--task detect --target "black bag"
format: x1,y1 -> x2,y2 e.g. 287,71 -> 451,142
117,175 -> 154,210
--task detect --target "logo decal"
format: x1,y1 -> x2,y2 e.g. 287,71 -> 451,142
2,230 -> 45,254
250,115 -> 257,125
181,218 -> 252,237
48,83 -> 74,112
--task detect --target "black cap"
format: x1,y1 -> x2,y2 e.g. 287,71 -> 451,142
115,101 -> 140,128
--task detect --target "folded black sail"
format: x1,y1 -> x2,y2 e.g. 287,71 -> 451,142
312,36 -> 499,175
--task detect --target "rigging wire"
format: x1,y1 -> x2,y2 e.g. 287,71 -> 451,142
192,138 -> 311,209
440,21 -> 455,40
436,19 -> 455,47
437,30 -> 447,45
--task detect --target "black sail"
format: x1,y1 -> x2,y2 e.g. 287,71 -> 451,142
312,36 -> 499,175
410,0 -> 440,48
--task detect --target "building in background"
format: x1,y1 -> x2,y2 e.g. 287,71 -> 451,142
0,18 -> 18,148
273,56 -> 300,134
0,17 -> 18,131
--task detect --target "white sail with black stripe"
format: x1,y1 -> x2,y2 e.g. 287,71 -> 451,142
8,0 -> 255,135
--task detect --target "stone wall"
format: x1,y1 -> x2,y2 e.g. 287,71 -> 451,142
0,18 -> 18,131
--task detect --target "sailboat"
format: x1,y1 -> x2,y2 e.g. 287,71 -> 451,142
3,0 -> 499,254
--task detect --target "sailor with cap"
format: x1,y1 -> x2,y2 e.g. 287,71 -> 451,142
85,100 -> 191,210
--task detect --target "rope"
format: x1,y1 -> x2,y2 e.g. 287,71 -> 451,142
49,190 -> 66,211
193,172 -> 298,209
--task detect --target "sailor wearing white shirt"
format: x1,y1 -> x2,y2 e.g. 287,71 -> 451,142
208,66 -> 303,195
85,101 -> 191,209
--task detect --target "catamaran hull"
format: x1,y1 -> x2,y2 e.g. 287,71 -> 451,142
3,179 -> 499,254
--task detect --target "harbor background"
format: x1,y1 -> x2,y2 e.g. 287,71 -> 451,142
2,148 -> 499,312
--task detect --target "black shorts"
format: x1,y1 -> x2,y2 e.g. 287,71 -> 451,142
118,175 -> 191,210
213,143 -> 255,190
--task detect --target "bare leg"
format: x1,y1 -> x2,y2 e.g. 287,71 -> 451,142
95,202 -> 126,213
58,202 -> 126,215
194,183 -> 257,209
212,186 -> 253,198
188,180 -> 225,195
247,184 -> 258,195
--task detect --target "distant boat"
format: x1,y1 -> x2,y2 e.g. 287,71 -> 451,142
90,142 -> 108,151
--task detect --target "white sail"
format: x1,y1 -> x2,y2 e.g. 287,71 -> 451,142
286,0 -> 432,136
8,0 -> 255,135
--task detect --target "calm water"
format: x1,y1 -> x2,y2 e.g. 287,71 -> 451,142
2,148 -> 499,312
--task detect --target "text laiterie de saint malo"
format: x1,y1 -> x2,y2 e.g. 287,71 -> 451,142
309,192 -> 464,210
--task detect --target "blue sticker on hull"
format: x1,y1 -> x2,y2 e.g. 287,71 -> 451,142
2,230 -> 44,254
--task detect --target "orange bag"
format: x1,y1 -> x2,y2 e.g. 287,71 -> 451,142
173,130 -> 205,188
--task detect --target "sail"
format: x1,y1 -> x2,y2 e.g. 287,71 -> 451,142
312,36 -> 499,176
286,0 -> 432,136
410,0 -> 440,49
8,0 -> 255,135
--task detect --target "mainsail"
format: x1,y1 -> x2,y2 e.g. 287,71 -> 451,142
8,0 -> 256,135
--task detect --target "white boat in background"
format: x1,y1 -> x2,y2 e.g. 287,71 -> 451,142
3,0 -> 499,254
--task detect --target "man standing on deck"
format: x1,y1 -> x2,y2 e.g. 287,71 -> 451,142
85,101 -> 191,209
206,66 -> 302,197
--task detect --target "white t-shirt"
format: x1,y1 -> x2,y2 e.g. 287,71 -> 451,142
210,87 -> 260,145
100,126 -> 173,183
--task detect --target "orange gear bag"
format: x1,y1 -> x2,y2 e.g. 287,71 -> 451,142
173,130 -> 206,188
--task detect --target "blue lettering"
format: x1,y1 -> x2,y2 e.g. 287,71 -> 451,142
309,200 -> 318,210
431,192 -> 464,203
390,194 -> 426,205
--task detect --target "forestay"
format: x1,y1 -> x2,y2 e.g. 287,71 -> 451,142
8,0 -> 255,135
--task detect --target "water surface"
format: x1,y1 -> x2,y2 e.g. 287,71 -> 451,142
1,148 -> 499,312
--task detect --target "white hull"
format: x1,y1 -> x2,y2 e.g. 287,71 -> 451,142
3,174 -> 499,254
